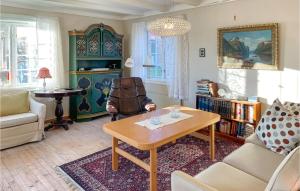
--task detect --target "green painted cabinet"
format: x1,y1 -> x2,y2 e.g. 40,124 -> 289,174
69,23 -> 123,121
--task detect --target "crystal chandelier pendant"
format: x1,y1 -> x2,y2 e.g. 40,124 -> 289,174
147,16 -> 191,36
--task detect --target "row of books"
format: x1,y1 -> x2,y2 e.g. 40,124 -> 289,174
231,103 -> 254,123
197,96 -> 231,119
216,119 -> 255,138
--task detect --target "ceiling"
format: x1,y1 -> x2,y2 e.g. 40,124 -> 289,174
1,0 -> 237,20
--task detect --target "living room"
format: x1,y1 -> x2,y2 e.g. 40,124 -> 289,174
0,0 -> 299,190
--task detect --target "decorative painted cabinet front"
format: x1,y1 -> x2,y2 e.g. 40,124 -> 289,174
102,29 -> 122,57
69,23 -> 123,121
91,73 -> 119,114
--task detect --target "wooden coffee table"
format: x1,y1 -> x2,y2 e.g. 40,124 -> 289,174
103,107 -> 220,191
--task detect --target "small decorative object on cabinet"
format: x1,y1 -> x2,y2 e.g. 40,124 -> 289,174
69,23 -> 123,121
196,94 -> 261,143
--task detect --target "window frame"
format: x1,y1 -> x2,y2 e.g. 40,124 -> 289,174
145,32 -> 167,83
0,19 -> 45,88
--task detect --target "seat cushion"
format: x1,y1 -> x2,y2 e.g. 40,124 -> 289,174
245,133 -> 265,148
265,146 -> 300,191
0,91 -> 29,116
0,113 -> 38,128
223,143 -> 285,182
195,162 -> 267,191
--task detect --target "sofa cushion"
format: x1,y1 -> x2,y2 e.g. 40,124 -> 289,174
195,162 -> 267,191
223,143 -> 285,182
245,133 -> 265,148
0,113 -> 38,129
255,99 -> 300,155
265,146 -> 300,191
0,91 -> 29,116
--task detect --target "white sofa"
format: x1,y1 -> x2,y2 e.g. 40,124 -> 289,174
171,134 -> 300,191
0,90 -> 46,150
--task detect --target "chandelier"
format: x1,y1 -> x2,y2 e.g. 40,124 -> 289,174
147,16 -> 191,36
147,0 -> 191,36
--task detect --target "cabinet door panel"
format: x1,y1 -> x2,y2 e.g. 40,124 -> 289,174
87,31 -> 101,57
102,30 -> 122,57
76,36 -> 87,57
91,73 -> 120,114
76,75 -> 92,115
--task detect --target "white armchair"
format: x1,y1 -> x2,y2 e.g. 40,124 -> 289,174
0,90 -> 46,150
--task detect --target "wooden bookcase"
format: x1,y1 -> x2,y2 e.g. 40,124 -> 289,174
196,94 -> 261,143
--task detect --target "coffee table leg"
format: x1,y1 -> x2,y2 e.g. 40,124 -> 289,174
150,148 -> 157,191
112,137 -> 119,171
210,124 -> 215,160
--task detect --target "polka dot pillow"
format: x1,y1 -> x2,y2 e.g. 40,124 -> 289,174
256,99 -> 300,155
284,101 -> 300,116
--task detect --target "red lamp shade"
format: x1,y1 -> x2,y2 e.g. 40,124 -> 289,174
37,67 -> 52,79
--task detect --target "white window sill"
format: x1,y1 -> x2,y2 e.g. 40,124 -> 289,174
0,86 -> 45,93
144,79 -> 167,86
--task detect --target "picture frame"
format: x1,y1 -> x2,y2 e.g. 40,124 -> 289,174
217,23 -> 279,70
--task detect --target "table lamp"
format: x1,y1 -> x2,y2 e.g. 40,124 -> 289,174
125,57 -> 134,68
37,67 -> 52,91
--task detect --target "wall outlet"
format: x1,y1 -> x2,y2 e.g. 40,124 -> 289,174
199,48 -> 206,57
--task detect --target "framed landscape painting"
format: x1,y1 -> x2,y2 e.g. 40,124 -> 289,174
218,23 -> 279,70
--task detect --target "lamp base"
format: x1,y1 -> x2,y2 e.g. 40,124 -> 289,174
43,78 -> 47,91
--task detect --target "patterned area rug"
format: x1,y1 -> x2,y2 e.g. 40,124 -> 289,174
57,135 -> 240,191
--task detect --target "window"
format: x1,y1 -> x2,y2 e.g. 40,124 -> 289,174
145,33 -> 166,81
0,16 -> 55,87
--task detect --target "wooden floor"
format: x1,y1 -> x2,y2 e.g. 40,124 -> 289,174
0,116 -> 113,191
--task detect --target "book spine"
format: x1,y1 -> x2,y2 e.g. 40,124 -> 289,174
209,98 -> 213,112
231,103 -> 236,119
240,104 -> 244,120
236,104 -> 241,119
249,106 -> 254,123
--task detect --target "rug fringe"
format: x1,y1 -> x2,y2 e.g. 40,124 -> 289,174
55,166 -> 85,191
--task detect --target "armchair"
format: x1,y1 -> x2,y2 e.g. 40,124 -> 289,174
106,77 -> 156,121
0,90 -> 46,150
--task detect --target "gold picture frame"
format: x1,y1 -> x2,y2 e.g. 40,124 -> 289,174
218,23 -> 279,70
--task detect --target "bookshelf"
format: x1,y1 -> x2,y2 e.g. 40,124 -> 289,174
196,94 -> 261,143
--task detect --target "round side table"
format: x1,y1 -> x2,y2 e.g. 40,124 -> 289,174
34,88 -> 84,131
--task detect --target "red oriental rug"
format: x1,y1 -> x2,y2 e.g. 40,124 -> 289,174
57,135 -> 239,191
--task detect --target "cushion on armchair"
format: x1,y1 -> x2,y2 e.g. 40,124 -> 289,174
255,99 -> 300,155
0,91 -> 29,116
0,113 -> 38,128
283,101 -> 300,115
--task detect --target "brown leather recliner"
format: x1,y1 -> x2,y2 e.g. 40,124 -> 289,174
106,77 -> 156,121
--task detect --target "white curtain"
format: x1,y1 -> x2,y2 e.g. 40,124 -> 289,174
131,22 -> 147,78
36,17 -> 64,89
165,34 -> 189,100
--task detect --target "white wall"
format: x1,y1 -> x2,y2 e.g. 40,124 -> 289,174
124,0 -> 300,111
0,6 -> 125,120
